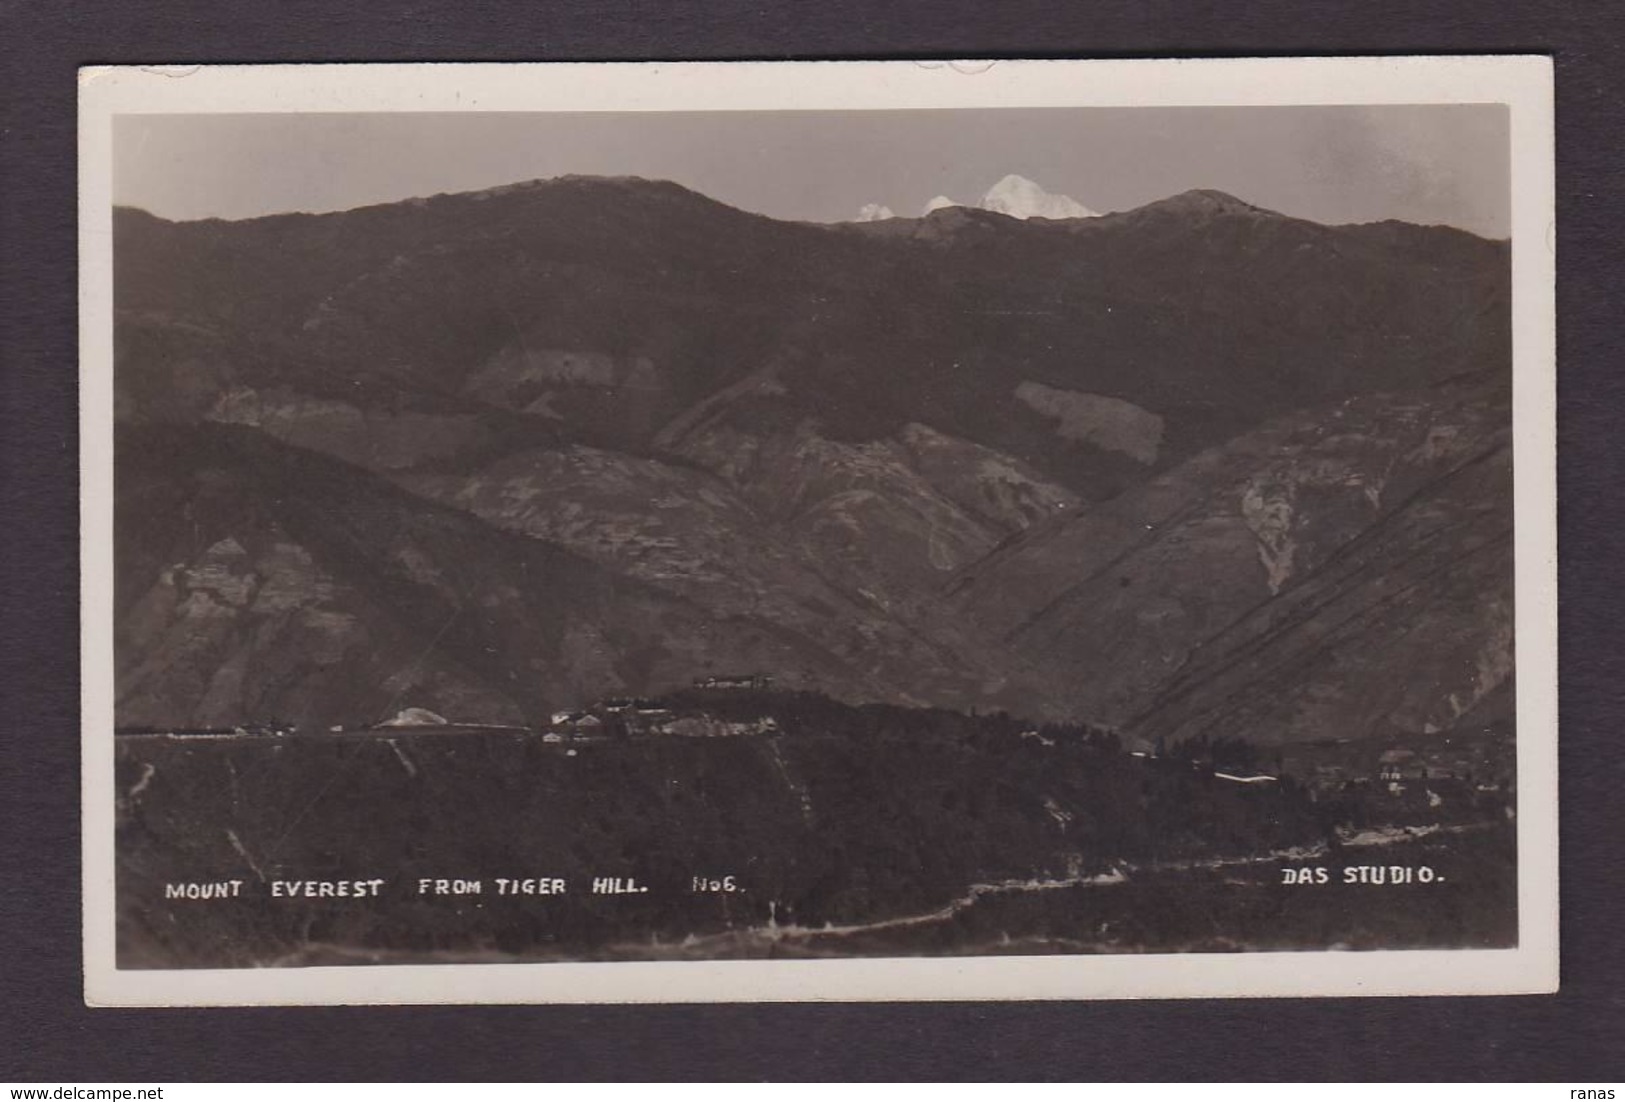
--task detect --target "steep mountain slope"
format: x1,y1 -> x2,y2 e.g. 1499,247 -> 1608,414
654,408 -> 1079,615
947,372 -> 1512,741
112,176 -> 1513,736
115,425 -> 961,727
392,440 -> 1028,710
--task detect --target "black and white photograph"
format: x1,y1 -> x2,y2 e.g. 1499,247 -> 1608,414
78,58 -> 1557,1004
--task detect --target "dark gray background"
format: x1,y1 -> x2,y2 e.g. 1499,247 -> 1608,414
3,0 -> 1621,1083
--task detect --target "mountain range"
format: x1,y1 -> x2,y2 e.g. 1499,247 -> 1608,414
112,174 -> 1513,745
857,174 -> 1099,221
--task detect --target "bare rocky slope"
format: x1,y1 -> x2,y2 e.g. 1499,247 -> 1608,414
947,371 -> 1513,743
113,177 -> 1513,743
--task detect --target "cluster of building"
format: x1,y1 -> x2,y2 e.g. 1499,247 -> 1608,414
548,698 -> 669,733
1371,747 -> 1509,798
691,674 -> 774,690
1280,735 -> 1514,807
541,674 -> 781,741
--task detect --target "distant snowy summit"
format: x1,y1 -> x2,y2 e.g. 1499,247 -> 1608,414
977,174 -> 1099,220
854,175 -> 1099,222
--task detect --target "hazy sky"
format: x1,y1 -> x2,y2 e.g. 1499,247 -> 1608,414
114,105 -> 1510,237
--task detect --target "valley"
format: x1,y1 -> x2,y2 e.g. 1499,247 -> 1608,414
113,175 -> 1513,748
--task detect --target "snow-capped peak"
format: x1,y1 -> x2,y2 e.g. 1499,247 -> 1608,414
859,178 -> 1095,222
978,174 -> 1097,220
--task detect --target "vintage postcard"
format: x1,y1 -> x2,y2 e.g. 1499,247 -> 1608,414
79,57 -> 1557,1005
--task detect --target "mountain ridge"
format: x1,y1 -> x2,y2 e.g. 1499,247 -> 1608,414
113,173 -> 1513,744
120,173 -> 1502,243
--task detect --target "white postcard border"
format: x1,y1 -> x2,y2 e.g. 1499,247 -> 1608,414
79,56 -> 1557,1006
